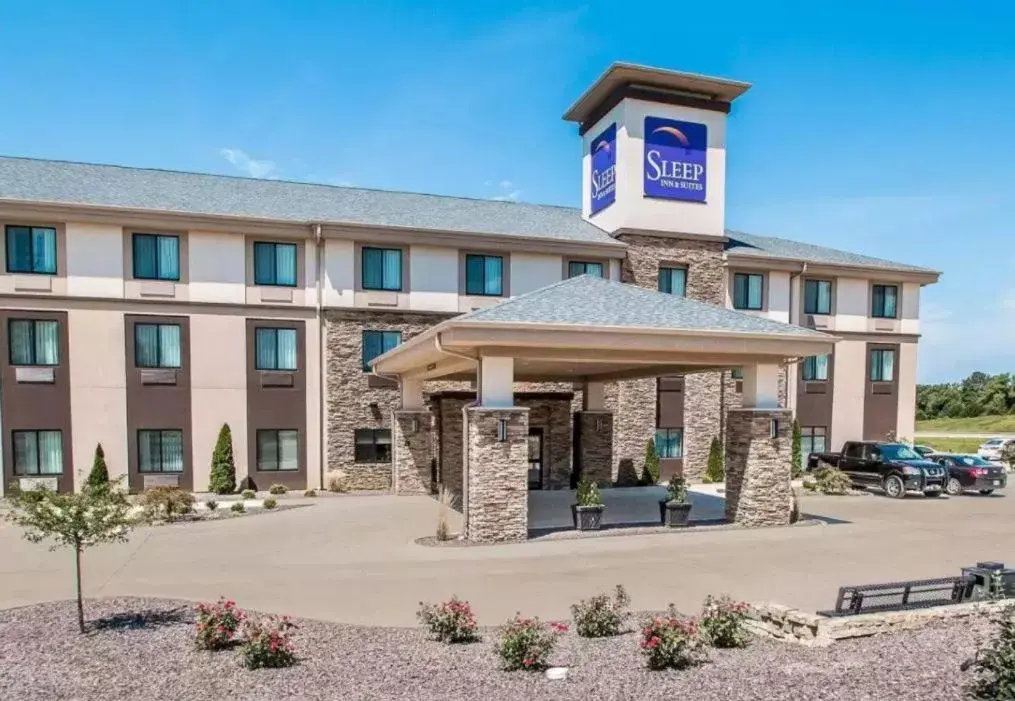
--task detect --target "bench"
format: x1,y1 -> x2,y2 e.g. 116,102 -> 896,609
818,576 -> 973,617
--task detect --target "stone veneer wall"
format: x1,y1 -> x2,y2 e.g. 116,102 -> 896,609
575,411 -> 613,485
464,407 -> 529,542
724,408 -> 793,526
391,410 -> 433,495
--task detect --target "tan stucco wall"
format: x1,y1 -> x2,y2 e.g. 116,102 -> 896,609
68,309 -> 128,484
830,339 -> 867,450
897,342 -> 918,442
190,313 -> 248,491
305,316 -> 323,490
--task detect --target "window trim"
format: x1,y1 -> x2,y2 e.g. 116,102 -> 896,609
803,279 -> 833,315
800,426 -> 827,456
254,327 -> 299,371
362,330 -> 402,372
658,266 -> 688,296
732,272 -> 765,310
463,252 -> 506,297
360,246 -> 404,292
252,241 -> 298,288
131,233 -> 181,282
8,318 -> 59,367
134,323 -> 182,369
255,429 -> 300,472
565,259 -> 607,279
871,283 -> 900,319
5,225 -> 58,275
870,348 -> 896,382
11,429 -> 64,476
802,354 -> 830,381
654,427 -> 684,459
354,428 -> 392,463
137,429 -> 185,474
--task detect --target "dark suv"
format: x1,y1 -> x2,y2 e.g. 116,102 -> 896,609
811,441 -> 948,498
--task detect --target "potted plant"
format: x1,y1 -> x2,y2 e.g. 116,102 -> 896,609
571,476 -> 605,531
659,478 -> 692,527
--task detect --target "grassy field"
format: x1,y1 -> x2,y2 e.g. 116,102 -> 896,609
915,415 -> 1015,433
915,437 -> 983,454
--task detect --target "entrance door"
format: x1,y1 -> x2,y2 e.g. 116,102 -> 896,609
527,428 -> 543,490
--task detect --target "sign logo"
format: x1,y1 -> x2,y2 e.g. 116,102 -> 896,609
589,123 -> 616,215
643,116 -> 707,202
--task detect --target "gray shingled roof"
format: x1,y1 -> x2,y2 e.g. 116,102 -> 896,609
0,156 -> 621,247
725,230 -> 936,273
457,274 -> 830,337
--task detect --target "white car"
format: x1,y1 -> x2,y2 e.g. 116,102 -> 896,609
977,438 -> 1013,462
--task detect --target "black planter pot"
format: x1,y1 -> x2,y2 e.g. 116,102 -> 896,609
571,504 -> 604,531
659,500 -> 692,527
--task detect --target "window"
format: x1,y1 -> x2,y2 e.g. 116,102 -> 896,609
12,430 -> 63,475
802,354 -> 830,381
137,430 -> 184,473
568,261 -> 604,278
730,367 -> 743,379
132,233 -> 180,281
800,427 -> 827,456
9,319 -> 59,366
255,328 -> 298,371
362,330 -> 401,371
134,323 -> 181,368
465,254 -> 504,296
870,348 -> 895,382
804,280 -> 832,315
256,429 -> 299,471
733,273 -> 764,310
362,247 -> 402,291
5,225 -> 57,274
655,428 -> 683,459
253,242 -> 297,287
872,284 -> 898,318
658,267 -> 687,296
355,429 -> 392,463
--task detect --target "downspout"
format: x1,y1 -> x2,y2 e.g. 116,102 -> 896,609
786,262 -> 808,417
314,223 -> 325,491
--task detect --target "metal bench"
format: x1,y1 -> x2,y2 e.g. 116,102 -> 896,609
818,576 -> 973,617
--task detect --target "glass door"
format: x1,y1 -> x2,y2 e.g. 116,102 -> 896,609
527,428 -> 543,490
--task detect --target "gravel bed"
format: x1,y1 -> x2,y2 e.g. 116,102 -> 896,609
0,597 -> 991,700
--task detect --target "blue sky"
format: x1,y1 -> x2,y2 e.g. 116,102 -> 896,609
1,1 -> 1012,383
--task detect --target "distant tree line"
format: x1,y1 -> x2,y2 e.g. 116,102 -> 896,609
917,371 -> 1015,419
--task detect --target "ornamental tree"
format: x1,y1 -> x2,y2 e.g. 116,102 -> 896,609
86,443 -> 109,491
791,420 -> 803,479
4,480 -> 137,633
640,438 -> 661,485
705,437 -> 724,483
208,423 -> 236,494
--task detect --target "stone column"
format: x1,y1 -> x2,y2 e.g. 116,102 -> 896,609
613,377 -> 657,484
391,410 -> 433,495
683,371 -> 722,482
575,411 -> 613,486
724,408 -> 793,526
464,407 -> 530,542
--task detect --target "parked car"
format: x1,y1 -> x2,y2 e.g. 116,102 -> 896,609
913,444 -> 937,458
808,441 -> 948,498
933,454 -> 1007,495
977,438 -> 1013,462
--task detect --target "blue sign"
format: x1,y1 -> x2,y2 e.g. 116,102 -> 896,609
643,116 -> 707,202
589,123 -> 616,214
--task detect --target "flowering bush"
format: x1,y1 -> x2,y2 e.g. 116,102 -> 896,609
640,607 -> 703,670
194,597 -> 245,650
571,585 -> 630,638
495,615 -> 568,671
417,596 -> 478,643
240,615 -> 298,669
699,595 -> 751,648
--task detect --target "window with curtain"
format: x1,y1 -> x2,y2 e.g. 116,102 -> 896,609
8,319 -> 59,366
362,330 -> 401,371
804,280 -> 832,315
870,348 -> 895,382
255,327 -> 298,371
658,267 -> 687,296
872,284 -> 898,318
132,233 -> 180,281
256,429 -> 299,471
5,225 -> 57,275
138,429 -> 184,473
12,430 -> 63,475
733,273 -> 764,310
568,261 -> 604,278
465,254 -> 504,296
354,429 -> 392,462
253,242 -> 297,287
362,247 -> 403,291
730,367 -> 743,379
802,354 -> 830,381
800,427 -> 827,455
655,428 -> 683,459
134,323 -> 181,368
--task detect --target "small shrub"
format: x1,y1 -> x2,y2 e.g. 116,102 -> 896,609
303,489 -> 317,498
812,467 -> 854,495
494,615 -> 567,671
87,443 -> 110,491
262,497 -> 278,510
241,489 -> 256,500
665,478 -> 689,504
640,606 -> 704,670
326,469 -> 350,493
140,487 -> 195,523
205,499 -> 219,512
640,438 -> 660,485
704,437 -> 724,483
417,596 -> 478,643
965,604 -> 1015,699
436,485 -> 454,542
230,502 -> 246,514
268,484 -> 287,496
194,597 -> 245,650
575,476 -> 603,507
571,585 -> 630,638
240,615 -> 298,669
699,594 -> 750,648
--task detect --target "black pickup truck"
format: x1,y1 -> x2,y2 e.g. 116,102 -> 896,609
808,441 -> 949,498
